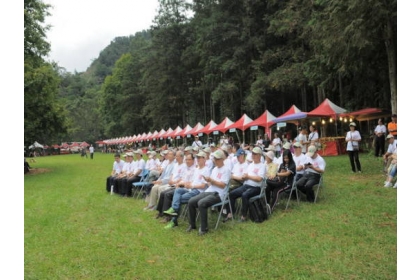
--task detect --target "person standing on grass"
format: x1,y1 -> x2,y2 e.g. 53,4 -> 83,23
374,119 -> 386,157
186,149 -> 231,236
296,145 -> 326,203
89,145 -> 94,159
345,122 -> 362,173
387,114 -> 397,139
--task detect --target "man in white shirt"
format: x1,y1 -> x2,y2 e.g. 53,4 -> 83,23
114,152 -> 134,195
192,135 -> 203,148
89,145 -> 94,159
229,149 -> 249,191
164,151 -> 210,228
106,153 -> 125,193
228,146 -> 267,221
295,127 -> 308,154
187,149 -> 231,235
292,142 -> 306,182
383,134 -> 397,172
374,119 -> 387,157
296,145 -> 326,202
121,149 -> 146,197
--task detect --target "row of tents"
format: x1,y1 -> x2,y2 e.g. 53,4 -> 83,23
102,98 -> 389,145
28,141 -> 91,150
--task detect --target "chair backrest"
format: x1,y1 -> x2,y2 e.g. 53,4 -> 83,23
140,169 -> 149,181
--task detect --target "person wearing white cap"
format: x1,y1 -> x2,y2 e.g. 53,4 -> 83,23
164,151 -> 210,228
145,151 -> 160,176
264,151 -> 278,180
383,134 -> 397,172
120,150 -> 146,196
292,142 -> 306,182
114,152 -> 135,196
187,149 -> 231,235
192,135 -> 203,148
228,146 -> 267,222
143,150 -> 177,210
345,122 -> 362,173
296,145 -> 326,202
374,119 -> 386,157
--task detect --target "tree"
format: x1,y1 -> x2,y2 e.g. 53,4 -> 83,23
24,0 -> 69,146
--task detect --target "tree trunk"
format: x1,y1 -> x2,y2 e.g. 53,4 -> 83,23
385,16 -> 397,114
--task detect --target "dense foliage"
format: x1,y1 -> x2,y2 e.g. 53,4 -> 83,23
24,0 -> 69,147
53,0 -> 397,142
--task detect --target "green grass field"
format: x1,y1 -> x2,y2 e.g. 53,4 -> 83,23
24,152 -> 396,279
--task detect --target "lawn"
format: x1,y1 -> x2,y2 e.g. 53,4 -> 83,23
24,152 -> 397,279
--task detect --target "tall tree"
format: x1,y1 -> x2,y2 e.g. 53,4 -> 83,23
24,0 -> 68,146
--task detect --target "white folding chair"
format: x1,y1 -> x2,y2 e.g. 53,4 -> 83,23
249,178 -> 271,217
132,169 -> 150,199
285,176 -> 300,210
208,183 -> 233,230
314,174 -> 324,203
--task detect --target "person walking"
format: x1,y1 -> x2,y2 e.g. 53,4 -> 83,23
89,145 -> 94,159
345,122 -> 362,173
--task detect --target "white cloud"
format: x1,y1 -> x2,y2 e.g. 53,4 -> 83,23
45,0 -> 160,72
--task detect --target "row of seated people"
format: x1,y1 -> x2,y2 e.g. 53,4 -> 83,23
128,143 -> 326,235
383,134 -> 397,188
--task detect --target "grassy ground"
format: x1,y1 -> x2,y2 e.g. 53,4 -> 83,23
24,152 -> 396,279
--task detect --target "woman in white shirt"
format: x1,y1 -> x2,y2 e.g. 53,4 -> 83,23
345,122 -> 362,173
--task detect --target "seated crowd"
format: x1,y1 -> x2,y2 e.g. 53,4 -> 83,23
105,136 -> 326,235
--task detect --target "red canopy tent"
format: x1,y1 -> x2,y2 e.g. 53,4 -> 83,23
208,117 -> 234,134
246,110 -> 277,137
167,126 -> 182,138
307,98 -> 347,117
186,122 -> 204,137
225,113 -> 254,143
162,128 -> 173,139
177,124 -> 193,138
196,120 -> 218,135
69,142 -> 80,147
225,113 -> 254,131
61,142 -> 69,148
157,129 -> 167,139
339,107 -> 389,121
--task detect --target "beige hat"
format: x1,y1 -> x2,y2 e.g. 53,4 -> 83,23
306,145 -> 317,157
251,146 -> 263,154
386,134 -> 394,139
283,142 -> 291,150
264,151 -> 275,160
126,152 -> 134,157
203,147 -> 211,154
265,145 -> 275,151
192,146 -> 199,152
184,146 -> 193,152
133,149 -> 143,154
213,149 -> 226,160
293,142 -> 302,148
122,154 -> 128,158
162,150 -> 169,155
195,151 -> 207,158
349,122 -> 356,127
150,151 -> 157,157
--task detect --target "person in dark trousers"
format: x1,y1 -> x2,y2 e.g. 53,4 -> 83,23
89,145 -> 94,159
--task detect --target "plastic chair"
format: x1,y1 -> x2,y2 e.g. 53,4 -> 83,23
285,176 -> 300,210
132,169 -> 150,199
249,178 -> 271,217
313,174 -> 324,203
198,183 -> 233,230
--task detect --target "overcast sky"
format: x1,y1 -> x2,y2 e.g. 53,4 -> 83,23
44,0 -> 160,72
